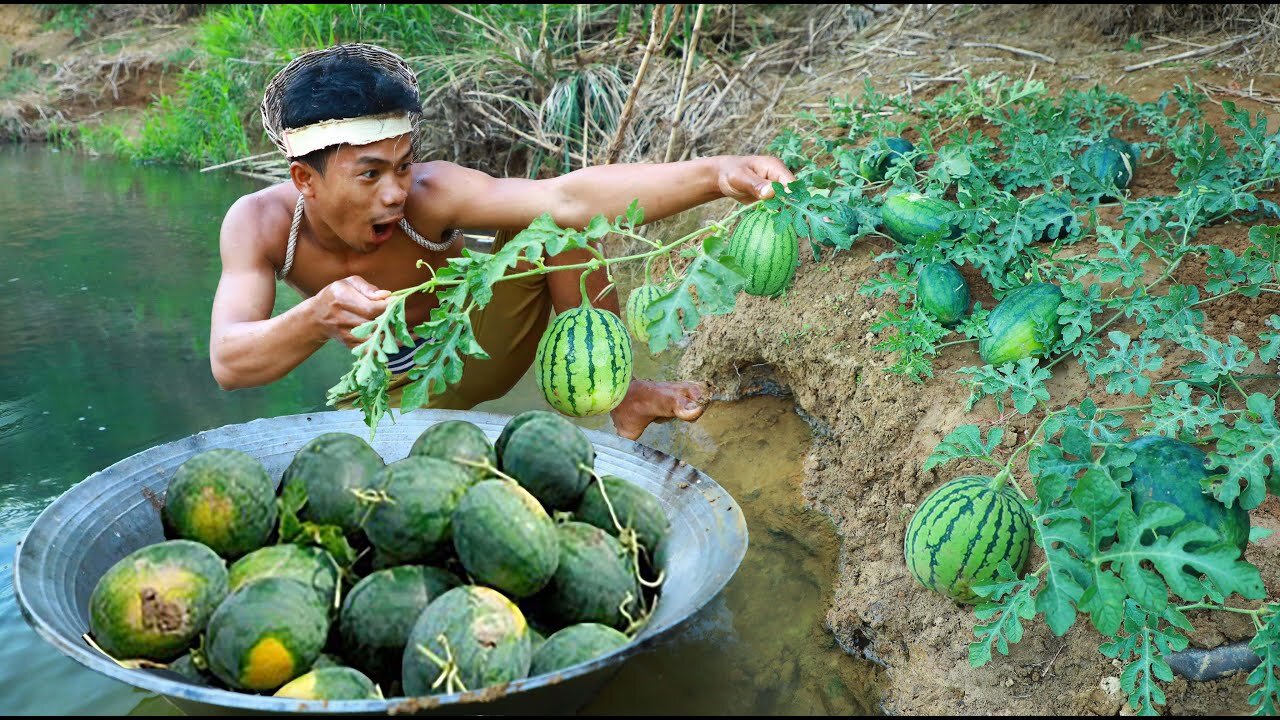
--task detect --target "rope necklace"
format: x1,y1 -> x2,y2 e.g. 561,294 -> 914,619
279,194 -> 457,280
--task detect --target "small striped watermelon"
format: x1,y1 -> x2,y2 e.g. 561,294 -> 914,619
535,302 -> 633,417
881,192 -> 960,246
916,263 -> 970,327
624,284 -> 665,344
1082,136 -> 1137,197
978,282 -> 1064,366
727,207 -> 798,297
904,475 -> 1032,604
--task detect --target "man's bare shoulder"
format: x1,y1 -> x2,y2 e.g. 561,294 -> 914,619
220,183 -> 294,261
412,160 -> 485,195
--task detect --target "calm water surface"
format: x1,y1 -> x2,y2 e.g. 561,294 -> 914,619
0,146 -> 879,715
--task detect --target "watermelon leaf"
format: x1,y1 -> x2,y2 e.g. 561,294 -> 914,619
1098,603 -> 1189,716
1247,605 -> 1280,716
1206,393 -> 1280,510
643,233 -> 746,355
957,358 -> 1052,415
925,425 -> 1004,472
969,563 -> 1039,667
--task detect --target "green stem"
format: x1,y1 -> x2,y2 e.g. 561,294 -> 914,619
1045,218 -> 1197,372
1227,374 -> 1252,403
1176,602 -> 1264,618
936,338 -> 978,349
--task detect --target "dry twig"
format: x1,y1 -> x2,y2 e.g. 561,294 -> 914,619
1123,32 -> 1259,72
961,42 -> 1056,64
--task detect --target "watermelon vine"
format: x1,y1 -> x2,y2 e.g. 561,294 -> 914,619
331,69 -> 1280,714
765,73 -> 1280,714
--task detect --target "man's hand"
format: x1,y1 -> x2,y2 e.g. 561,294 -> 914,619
310,275 -> 392,348
714,155 -> 796,203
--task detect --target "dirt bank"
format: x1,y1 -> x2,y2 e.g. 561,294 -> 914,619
678,6 -> 1280,715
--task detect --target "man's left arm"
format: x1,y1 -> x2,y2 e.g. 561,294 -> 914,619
438,155 -> 794,235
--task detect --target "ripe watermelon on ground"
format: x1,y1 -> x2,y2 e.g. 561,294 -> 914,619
903,475 -> 1033,604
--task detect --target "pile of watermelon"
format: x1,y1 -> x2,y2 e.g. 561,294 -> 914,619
86,411 -> 669,701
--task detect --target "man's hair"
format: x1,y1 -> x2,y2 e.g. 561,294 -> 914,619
273,47 -> 420,175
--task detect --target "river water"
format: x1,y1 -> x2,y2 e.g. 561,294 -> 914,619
0,146 -> 879,715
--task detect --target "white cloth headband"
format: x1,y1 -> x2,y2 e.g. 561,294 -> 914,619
281,112 -> 412,157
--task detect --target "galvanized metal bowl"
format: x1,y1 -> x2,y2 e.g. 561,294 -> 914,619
15,409 -> 748,715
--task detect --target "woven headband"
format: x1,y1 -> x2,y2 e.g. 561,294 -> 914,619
261,43 -> 421,157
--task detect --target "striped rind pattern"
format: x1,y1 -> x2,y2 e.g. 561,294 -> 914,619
903,476 -> 1033,604
624,285 -> 666,344
916,263 -> 970,327
882,192 -> 959,245
977,282 -> 1064,366
535,306 -> 634,417
727,209 -> 798,297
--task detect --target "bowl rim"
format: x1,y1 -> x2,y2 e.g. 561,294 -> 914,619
14,408 -> 749,713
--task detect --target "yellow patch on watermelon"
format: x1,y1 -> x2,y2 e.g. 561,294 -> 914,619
274,670 -> 319,699
240,636 -> 296,690
188,486 -> 234,547
470,587 -> 527,641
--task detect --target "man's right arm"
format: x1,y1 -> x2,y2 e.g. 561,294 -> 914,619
209,196 -> 389,390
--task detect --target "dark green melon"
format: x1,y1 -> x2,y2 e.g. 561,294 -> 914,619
494,411 -> 556,462
535,303 -> 634,417
228,544 -> 339,612
409,420 -> 496,482
1082,136 -> 1138,198
1029,195 -> 1078,242
364,456 -> 473,564
881,192 -> 960,245
916,263 -> 970,327
452,480 -> 560,598
536,521 -> 641,631
162,448 -> 276,559
401,586 -> 532,695
978,282 -> 1064,366
498,412 -> 595,511
281,433 -> 385,538
88,540 -> 228,661
1124,435 -> 1250,557
625,284 -> 666,345
904,475 -> 1033,604
529,623 -> 630,676
312,652 -> 345,669
205,577 -> 331,691
575,475 -> 670,554
858,136 -> 916,182
727,207 -> 799,297
274,666 -> 381,700
339,565 -> 462,684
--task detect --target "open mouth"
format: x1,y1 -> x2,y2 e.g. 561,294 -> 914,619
371,222 -> 395,244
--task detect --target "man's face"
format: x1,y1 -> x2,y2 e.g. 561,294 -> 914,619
305,134 -> 414,253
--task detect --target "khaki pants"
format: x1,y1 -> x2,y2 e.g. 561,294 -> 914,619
335,231 -> 553,410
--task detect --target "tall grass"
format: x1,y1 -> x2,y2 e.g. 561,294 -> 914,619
90,4 -> 825,176
104,4 -> 636,168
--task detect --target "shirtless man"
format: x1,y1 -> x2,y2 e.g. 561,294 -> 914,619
209,43 -> 794,440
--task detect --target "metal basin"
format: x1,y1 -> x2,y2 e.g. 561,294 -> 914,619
14,409 -> 749,715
